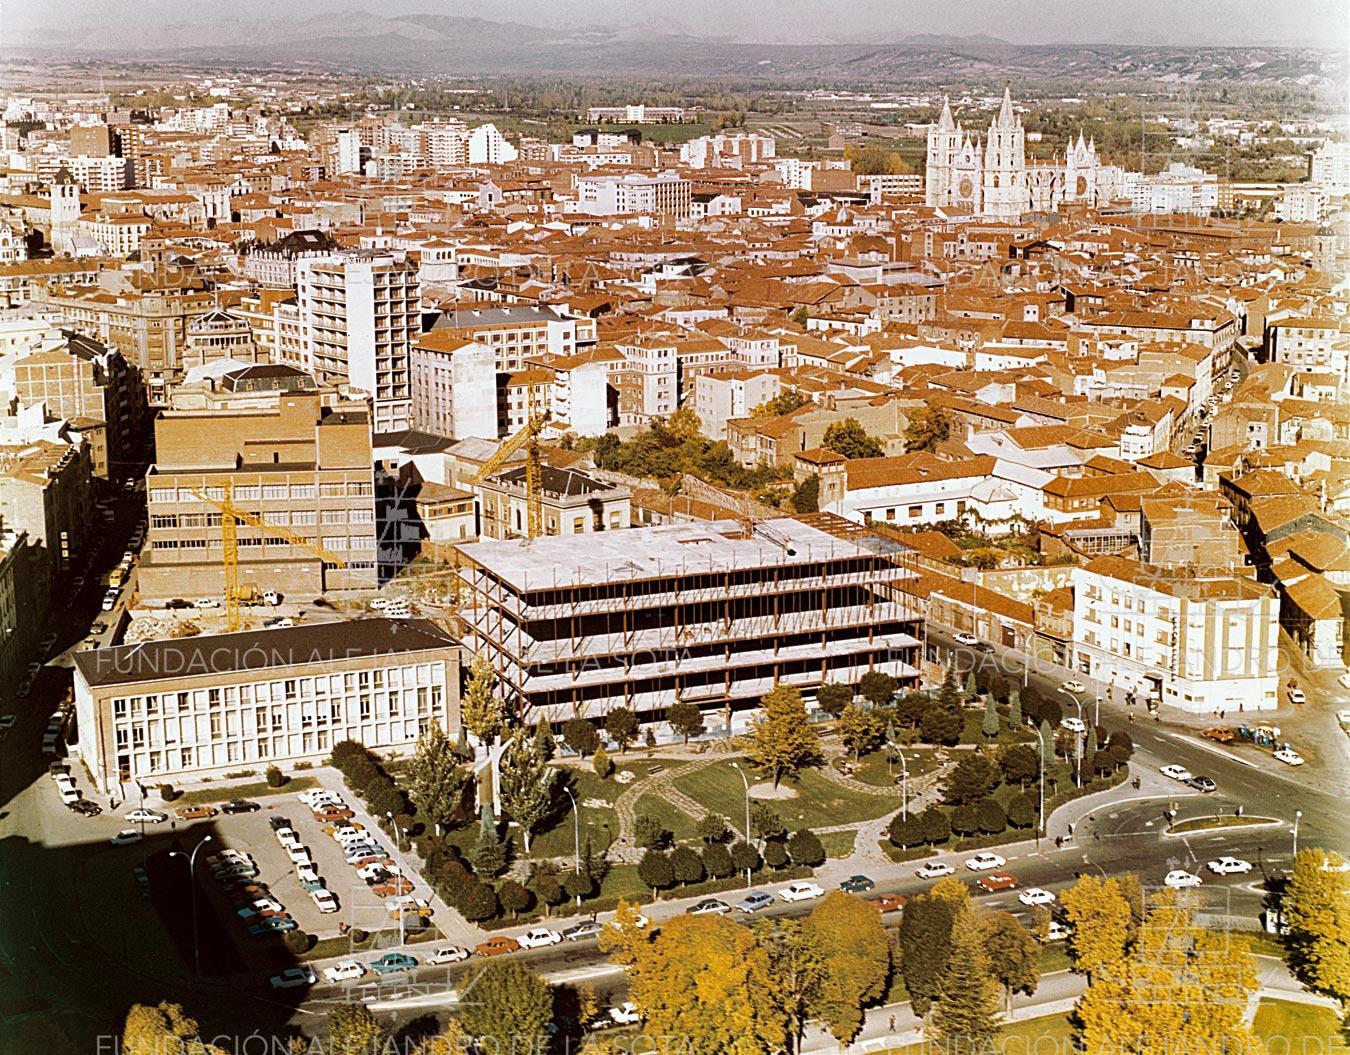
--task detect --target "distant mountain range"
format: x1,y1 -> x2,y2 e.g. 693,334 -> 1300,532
7,13 -> 1341,88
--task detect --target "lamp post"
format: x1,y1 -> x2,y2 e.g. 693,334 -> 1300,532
387,811 -> 409,947
893,744 -> 909,822
168,834 -> 212,977
730,763 -> 752,887
1082,854 -> 1106,879
562,786 -> 582,906
1292,810 -> 1302,858
1035,731 -> 1046,849
1094,694 -> 1101,728
1058,688 -> 1084,788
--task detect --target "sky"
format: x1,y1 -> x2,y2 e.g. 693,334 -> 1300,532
4,0 -> 1348,48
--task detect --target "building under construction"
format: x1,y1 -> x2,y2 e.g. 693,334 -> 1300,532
456,513 -> 923,728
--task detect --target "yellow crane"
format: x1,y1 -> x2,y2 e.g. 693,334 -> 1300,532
472,408 -> 547,539
192,481 -> 349,632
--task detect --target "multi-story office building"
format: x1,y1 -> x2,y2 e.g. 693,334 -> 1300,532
408,332 -> 497,439
73,618 -> 462,794
575,172 -> 692,219
1070,555 -> 1280,712
0,439 -> 93,590
139,390 -> 379,600
430,305 -> 586,373
458,514 -> 922,728
296,254 -> 419,433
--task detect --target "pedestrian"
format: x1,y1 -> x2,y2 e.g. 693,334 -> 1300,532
889,1016 -> 896,1033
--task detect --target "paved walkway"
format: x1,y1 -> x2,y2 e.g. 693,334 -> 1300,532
610,756 -> 722,863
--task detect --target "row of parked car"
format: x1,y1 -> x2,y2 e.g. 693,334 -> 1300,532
270,808 -> 339,915
208,848 -> 301,937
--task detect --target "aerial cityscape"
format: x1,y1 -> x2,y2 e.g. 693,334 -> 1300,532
0,2 -> 1347,1053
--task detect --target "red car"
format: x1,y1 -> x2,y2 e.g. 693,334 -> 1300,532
874,894 -> 908,913
313,806 -> 354,821
373,877 -> 415,897
176,805 -> 219,820
475,936 -> 520,957
976,872 -> 1019,893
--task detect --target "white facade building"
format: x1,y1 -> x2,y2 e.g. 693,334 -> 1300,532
575,172 -> 692,218
408,335 -> 497,440
467,123 -> 517,165
1309,141 -> 1350,195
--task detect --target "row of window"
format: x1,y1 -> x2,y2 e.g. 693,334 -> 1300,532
149,481 -> 373,504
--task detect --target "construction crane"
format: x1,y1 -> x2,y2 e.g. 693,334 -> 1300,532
192,481 -> 349,632
472,408 -> 548,539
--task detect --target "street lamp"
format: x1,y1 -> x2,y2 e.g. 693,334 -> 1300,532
1292,810 -> 1302,858
1094,694 -> 1101,728
168,834 -> 212,977
893,744 -> 909,822
1058,688 -> 1085,789
386,811 -> 410,947
730,763 -> 752,887
562,786 -> 582,906
1035,731 -> 1046,848
1082,854 -> 1106,879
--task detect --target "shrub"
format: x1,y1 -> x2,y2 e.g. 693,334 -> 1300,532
702,842 -> 733,878
158,783 -> 177,801
592,744 -> 614,779
282,930 -> 312,956
264,765 -> 287,789
349,928 -> 368,944
633,813 -> 670,850
787,828 -> 825,867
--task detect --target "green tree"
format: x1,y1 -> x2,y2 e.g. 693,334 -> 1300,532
638,850 -> 675,898
471,813 -> 509,877
562,870 -> 593,903
496,729 -> 558,852
981,695 -> 1000,738
462,653 -> 506,743
633,813 -> 670,850
1007,687 -> 1023,727
749,684 -> 822,787
999,743 -> 1039,789
763,839 -> 789,869
760,918 -> 823,1055
942,753 -> 1000,805
787,829 -> 825,867
974,796 -> 1006,834
498,879 -> 532,919
669,845 -> 705,886
730,840 -> 761,874
822,418 -> 884,460
903,406 -> 952,453
930,903 -> 1001,1048
406,720 -> 469,833
857,670 -> 898,708
1282,848 -> 1350,1006
899,882 -> 963,1016
815,682 -> 854,718
459,880 -> 499,922
895,690 -> 929,728
790,474 -> 819,514
592,743 -> 614,779
665,406 -> 703,442
980,911 -> 1040,1012
837,703 -> 884,761
697,813 -> 729,843
605,707 -> 639,753
806,891 -> 892,1043
702,841 -> 733,878
888,811 -> 924,848
667,702 -> 705,743
563,717 -> 600,757
532,720 -> 555,761
920,704 -> 961,746
918,807 -> 952,845
751,801 -> 787,841
1005,791 -> 1037,829
325,1003 -> 390,1055
457,961 -> 552,1047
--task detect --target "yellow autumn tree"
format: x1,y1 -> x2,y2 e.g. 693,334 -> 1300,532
121,1003 -> 227,1055
805,890 -> 893,1043
1060,874 -> 1133,981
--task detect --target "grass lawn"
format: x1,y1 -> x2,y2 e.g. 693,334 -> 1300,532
820,830 -> 857,859
1252,1000 -> 1348,1053
1168,815 -> 1278,834
176,775 -> 317,805
632,793 -> 700,843
960,712 -> 1036,745
674,763 -> 898,831
842,748 -> 938,789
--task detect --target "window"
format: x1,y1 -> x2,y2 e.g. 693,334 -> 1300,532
908,505 -> 922,518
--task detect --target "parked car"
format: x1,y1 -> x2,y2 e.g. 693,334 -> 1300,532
735,891 -> 775,913
268,816 -> 294,831
779,881 -> 825,903
357,863 -> 393,883
874,894 -> 907,913
608,1002 -> 641,1026
976,872 -> 1019,892
965,853 -> 1006,872
839,874 -> 875,893
311,889 -> 339,914
1288,687 -> 1307,705
109,829 -> 143,846
953,632 -> 979,647
176,805 -> 218,820
1207,857 -> 1253,875
687,898 -> 731,916
1187,776 -> 1217,793
563,920 -> 604,941
1039,920 -> 1072,944
1202,727 -> 1234,744
323,961 -> 366,983
518,927 -> 562,949
1274,747 -> 1305,766
299,789 -> 342,807
1060,680 -> 1086,694
68,799 -> 102,816
428,945 -> 470,965
916,861 -> 956,879
1018,888 -> 1056,906
1159,765 -> 1194,782
269,967 -> 317,990
313,806 -> 355,822
475,936 -> 520,957
248,918 -> 298,935
1164,870 -> 1203,888
125,808 -> 167,824
194,598 -> 221,609
263,618 -> 295,629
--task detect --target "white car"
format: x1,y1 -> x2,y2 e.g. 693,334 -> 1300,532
109,829 -> 143,846
194,598 -> 221,609
609,1002 -> 641,1026
1337,709 -> 1350,726
1059,717 -> 1086,734
1018,888 -> 1056,906
323,961 -> 366,983
1164,870 -> 1203,889
125,808 -> 167,824
287,846 -> 313,866
1338,673 -> 1350,691
1288,688 -> 1307,705
953,632 -> 979,647
428,945 -> 470,965
517,927 -> 562,949
263,591 -> 281,606
101,592 -> 118,611
1207,857 -> 1253,875
1160,765 -> 1194,782
299,789 -> 342,806
1060,680 -> 1086,694
965,852 -> 1006,872
384,896 -> 430,913
916,861 -> 955,879
59,787 -> 82,805
269,966 -> 317,990
1274,747 -> 1305,766
311,889 -> 339,913
778,881 -> 826,903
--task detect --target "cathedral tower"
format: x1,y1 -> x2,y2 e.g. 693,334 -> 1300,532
49,165 -> 79,257
925,97 -> 961,207
981,87 -> 1030,219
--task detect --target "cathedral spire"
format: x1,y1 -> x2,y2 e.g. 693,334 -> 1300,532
997,86 -> 1015,128
937,96 -> 955,132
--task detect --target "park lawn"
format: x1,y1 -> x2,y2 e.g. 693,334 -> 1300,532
1167,815 -> 1277,834
674,763 -> 899,831
819,830 -> 857,859
843,747 -> 939,789
632,792 -> 700,843
1252,1000 -> 1348,1053
175,775 -> 317,805
960,711 -> 1035,745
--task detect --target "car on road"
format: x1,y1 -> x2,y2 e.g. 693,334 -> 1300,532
1207,857 -> 1253,875
518,927 -> 562,949
221,799 -> 260,814
323,961 -> 366,983
1274,747 -> 1305,766
370,952 -> 418,974
1202,727 -> 1235,743
1164,870 -> 1203,888
1288,687 -> 1307,705
779,881 -> 826,903
965,852 -> 1006,872
68,799 -> 102,816
428,945 -> 470,965
838,874 -> 875,893
953,632 -> 979,647
687,898 -> 731,916
1018,888 -> 1056,906
1059,717 -> 1086,734
193,598 -> 221,609
263,618 -> 294,629
874,894 -> 908,913
1186,776 -> 1217,793
475,936 -> 520,957
101,591 -> 118,611
1060,680 -> 1086,694
125,808 -> 168,824
563,920 -> 604,940
916,861 -> 956,879
976,872 -> 1018,892
176,805 -> 218,820
1159,765 -> 1194,782
269,967 -> 317,990
109,829 -> 143,846
735,891 -> 775,913
609,1002 -> 641,1026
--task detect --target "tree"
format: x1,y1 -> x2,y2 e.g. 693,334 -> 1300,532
920,704 -> 962,746
749,684 -> 821,787
638,850 -> 675,898
1282,848 -> 1350,1007
903,406 -> 952,454
471,815 -> 509,877
667,702 -> 705,744
844,142 -> 911,175
534,873 -> 564,916
669,845 -> 705,886
857,670 -> 898,708
752,387 -> 812,417
532,720 -> 555,761
498,879 -> 532,919
697,813 -> 729,843
787,828 -> 825,867
633,813 -> 671,850
930,903 -> 1001,1048
806,891 -> 892,1043
406,720 -> 469,832
496,729 -> 557,852
457,961 -> 552,1047
1038,719 -> 1055,768
790,474 -> 819,514
265,764 -> 286,788
760,919 -> 823,1055
899,883 -> 962,1016
1060,875 -> 1132,982
605,707 -> 639,753
1005,791 -> 1037,829
822,418 -> 884,460
283,929 -> 312,956
592,744 -> 613,779
665,406 -> 702,442
888,812 -> 924,849
326,1003 -> 390,1055
980,912 -> 1040,1012
562,717 -> 599,757
895,691 -> 929,728
121,1003 -> 227,1055
815,682 -> 854,718
462,653 -> 506,743
751,801 -> 786,841
562,870 -> 593,903
950,802 -> 981,837
1007,687 -> 1023,727
702,842 -> 733,878
942,753 -> 1000,805
981,695 -> 1000,738
999,743 -> 1039,789
763,839 -> 789,869
918,807 -> 952,846
837,704 -> 884,761
730,841 -> 761,874
459,880 -> 499,922
973,796 -> 1006,834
